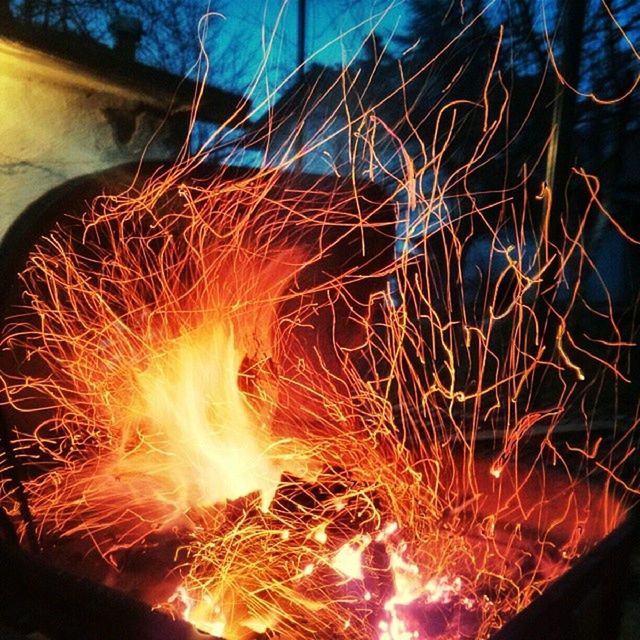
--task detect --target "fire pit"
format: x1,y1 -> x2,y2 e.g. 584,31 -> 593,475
0,155 -> 637,640
0,508 -> 637,639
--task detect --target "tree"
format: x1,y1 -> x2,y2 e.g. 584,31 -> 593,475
8,0 -> 229,79
394,0 -> 639,414
395,1 -> 504,187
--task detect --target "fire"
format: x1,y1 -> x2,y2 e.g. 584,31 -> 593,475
127,320 -> 294,513
169,586 -> 227,637
0,195 -> 325,552
0,10 -> 638,640
332,539 -> 367,580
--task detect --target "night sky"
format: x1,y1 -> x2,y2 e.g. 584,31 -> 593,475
199,0 -> 410,105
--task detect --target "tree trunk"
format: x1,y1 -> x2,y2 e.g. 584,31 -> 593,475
535,0 -> 588,398
543,0 -> 587,247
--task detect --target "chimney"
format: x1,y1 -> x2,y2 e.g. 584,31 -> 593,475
110,15 -> 143,61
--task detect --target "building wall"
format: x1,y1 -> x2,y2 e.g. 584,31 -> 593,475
0,38 -> 180,241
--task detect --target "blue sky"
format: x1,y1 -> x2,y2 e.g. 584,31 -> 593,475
202,0 -> 411,101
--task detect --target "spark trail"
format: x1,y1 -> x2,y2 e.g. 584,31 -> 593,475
1,8 -> 638,640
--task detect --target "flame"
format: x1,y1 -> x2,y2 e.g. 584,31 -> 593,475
0,236 -> 319,549
169,587 -> 227,638
331,538 -> 367,580
120,321 -> 288,513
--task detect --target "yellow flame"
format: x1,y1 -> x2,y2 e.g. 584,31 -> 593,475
169,587 -> 227,638
122,322 -> 284,512
331,541 -> 366,580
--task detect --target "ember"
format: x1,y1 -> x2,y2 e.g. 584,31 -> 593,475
1,6 -> 638,640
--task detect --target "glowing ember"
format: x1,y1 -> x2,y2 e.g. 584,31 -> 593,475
332,539 -> 367,580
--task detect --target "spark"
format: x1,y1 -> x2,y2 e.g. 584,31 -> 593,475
0,8 -> 638,640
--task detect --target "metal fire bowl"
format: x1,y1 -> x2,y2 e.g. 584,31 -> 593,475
0,510 -> 638,640
0,536 -> 219,640
491,509 -> 640,640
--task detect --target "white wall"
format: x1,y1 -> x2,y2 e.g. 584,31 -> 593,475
0,38 -> 178,241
